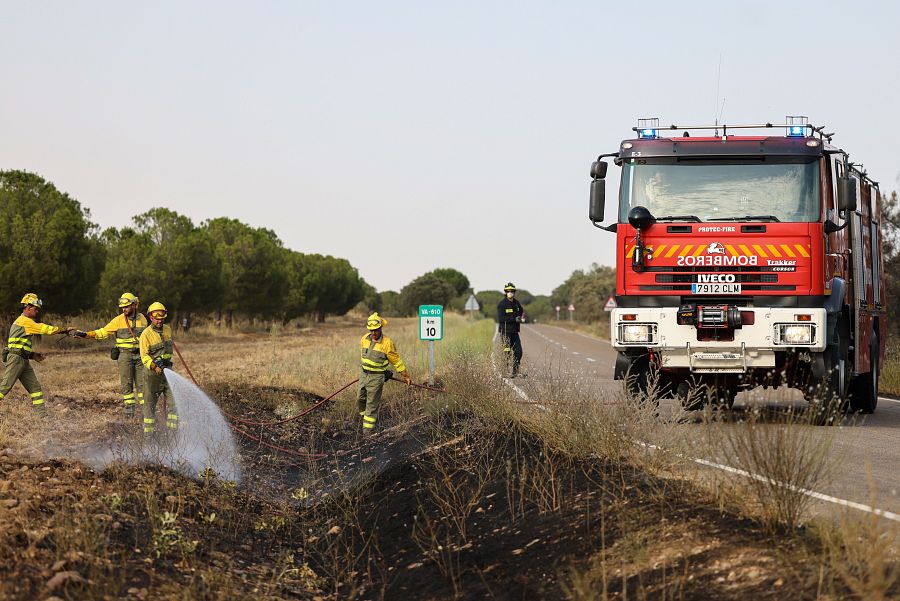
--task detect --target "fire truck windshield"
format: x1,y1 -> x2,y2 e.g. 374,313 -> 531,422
618,157 -> 820,223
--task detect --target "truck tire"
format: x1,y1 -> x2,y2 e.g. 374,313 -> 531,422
805,319 -> 850,425
706,376 -> 736,410
675,382 -> 716,411
848,334 -> 879,414
623,354 -> 651,399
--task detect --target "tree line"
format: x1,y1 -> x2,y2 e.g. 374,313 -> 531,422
4,168 -> 897,334
0,170 -> 366,324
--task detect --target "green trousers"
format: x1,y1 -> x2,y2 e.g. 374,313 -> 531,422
0,353 -> 45,413
357,371 -> 386,432
143,368 -> 177,433
117,351 -> 144,415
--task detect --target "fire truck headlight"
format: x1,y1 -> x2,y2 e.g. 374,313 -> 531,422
777,324 -> 814,345
620,324 -> 655,344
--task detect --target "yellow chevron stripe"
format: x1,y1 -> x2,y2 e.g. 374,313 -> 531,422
725,244 -> 739,257
680,244 -> 694,256
794,244 -> 810,258
626,244 -> 635,256
664,245 -> 680,258
766,244 -> 782,258
692,244 -> 706,256
752,244 -> 768,258
780,244 -> 796,258
737,244 -> 753,257
653,244 -> 666,258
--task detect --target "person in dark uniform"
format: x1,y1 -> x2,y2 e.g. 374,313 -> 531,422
497,282 -> 525,377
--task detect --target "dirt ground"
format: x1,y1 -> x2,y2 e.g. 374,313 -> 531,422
0,318 -> 893,599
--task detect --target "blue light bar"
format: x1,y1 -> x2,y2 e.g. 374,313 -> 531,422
637,117 -> 660,139
785,115 -> 808,138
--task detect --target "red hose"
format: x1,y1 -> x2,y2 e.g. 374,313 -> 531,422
171,340 -> 445,461
223,378 -> 360,427
229,424 -> 327,460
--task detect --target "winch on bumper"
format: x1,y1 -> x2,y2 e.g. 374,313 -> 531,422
610,306 -> 827,373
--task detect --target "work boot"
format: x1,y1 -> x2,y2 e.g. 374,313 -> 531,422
32,404 -> 48,418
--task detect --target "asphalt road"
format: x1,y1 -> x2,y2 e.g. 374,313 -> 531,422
508,322 -> 900,522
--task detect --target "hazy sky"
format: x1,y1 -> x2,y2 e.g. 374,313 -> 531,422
2,1 -> 898,295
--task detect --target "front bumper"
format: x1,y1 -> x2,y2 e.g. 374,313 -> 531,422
610,307 -> 826,373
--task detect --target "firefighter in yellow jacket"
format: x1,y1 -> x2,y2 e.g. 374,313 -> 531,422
357,313 -> 410,434
74,292 -> 148,417
1,294 -> 74,414
139,302 -> 176,434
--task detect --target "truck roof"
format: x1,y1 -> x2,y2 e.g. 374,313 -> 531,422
616,136 -> 824,160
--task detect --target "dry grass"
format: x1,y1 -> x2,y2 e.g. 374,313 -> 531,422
715,407 -> 838,534
2,311 -> 898,599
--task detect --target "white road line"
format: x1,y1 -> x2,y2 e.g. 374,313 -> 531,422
491,330 -> 530,402
692,457 -> 900,522
633,442 -> 900,523
879,396 -> 900,404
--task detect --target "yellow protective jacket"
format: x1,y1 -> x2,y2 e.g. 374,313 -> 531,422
359,333 -> 406,374
7,315 -> 62,355
88,313 -> 149,349
139,324 -> 173,370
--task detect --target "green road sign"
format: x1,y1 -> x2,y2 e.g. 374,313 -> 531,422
419,305 -> 443,340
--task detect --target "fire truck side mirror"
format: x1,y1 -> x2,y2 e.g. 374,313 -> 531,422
589,179 -> 606,222
837,176 -> 857,213
590,160 -> 608,179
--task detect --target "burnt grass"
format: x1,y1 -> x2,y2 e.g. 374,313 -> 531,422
0,381 -> 878,600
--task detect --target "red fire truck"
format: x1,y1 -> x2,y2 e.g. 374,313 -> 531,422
588,117 -> 886,418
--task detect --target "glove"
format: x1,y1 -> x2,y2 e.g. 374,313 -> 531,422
32,353 -> 45,363
402,371 -> 411,386
153,358 -> 166,374
74,330 -> 88,338
515,316 -> 522,323
152,365 -> 163,375
384,370 -> 394,381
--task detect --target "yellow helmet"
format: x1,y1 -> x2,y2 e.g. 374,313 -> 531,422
503,282 -> 517,292
118,292 -> 139,308
366,312 -> 388,330
20,293 -> 43,308
147,301 -> 167,318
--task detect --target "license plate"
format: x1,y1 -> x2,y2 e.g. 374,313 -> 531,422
691,283 -> 741,294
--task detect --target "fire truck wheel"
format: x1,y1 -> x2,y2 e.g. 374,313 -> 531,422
804,333 -> 851,424
676,381 -> 705,411
623,354 -> 664,405
848,334 -> 879,414
706,377 -> 737,410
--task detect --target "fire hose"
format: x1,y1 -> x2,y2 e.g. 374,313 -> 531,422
171,341 -> 445,460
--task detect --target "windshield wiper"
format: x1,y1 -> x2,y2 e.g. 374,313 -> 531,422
654,215 -> 701,222
708,215 -> 781,222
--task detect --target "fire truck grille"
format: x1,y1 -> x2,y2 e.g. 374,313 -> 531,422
640,285 -> 797,291
654,274 -> 779,284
